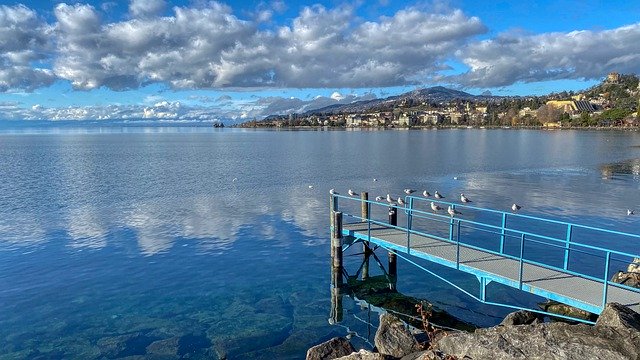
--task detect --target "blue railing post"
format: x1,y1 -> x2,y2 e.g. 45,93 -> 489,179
519,233 -> 525,289
500,213 -> 507,254
407,197 -> 413,252
456,220 -> 461,269
602,251 -> 611,307
564,224 -> 572,270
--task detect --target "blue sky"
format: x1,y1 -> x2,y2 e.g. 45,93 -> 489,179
1,0 -> 640,122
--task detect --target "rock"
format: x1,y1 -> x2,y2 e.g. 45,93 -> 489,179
627,258 -> 640,274
335,349 -> 386,360
306,337 -> 355,360
400,349 -> 451,360
97,333 -> 153,358
500,310 -> 542,326
374,314 -> 421,358
538,300 -> 596,321
436,321 -> 640,360
146,337 -> 180,356
611,271 -> 640,288
596,302 -> 640,332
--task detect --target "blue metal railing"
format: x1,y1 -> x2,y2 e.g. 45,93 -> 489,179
332,193 -> 640,313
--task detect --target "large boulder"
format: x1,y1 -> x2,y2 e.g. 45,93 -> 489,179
596,302 -> 640,332
436,320 -> 640,360
306,337 -> 355,360
374,314 -> 421,358
336,349 -> 386,360
500,310 -> 542,326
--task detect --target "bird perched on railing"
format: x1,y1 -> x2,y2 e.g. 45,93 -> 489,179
386,194 -> 395,203
434,191 -> 444,199
460,193 -> 471,203
511,203 -> 521,212
404,189 -> 415,195
348,189 -> 357,197
375,196 -> 384,202
448,206 -> 462,217
398,198 -> 405,206
430,202 -> 441,212
422,190 -> 431,197
329,189 -> 337,195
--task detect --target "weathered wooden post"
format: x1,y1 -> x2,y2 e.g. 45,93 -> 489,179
388,205 -> 398,291
330,211 -> 344,323
330,194 -> 338,260
361,192 -> 371,280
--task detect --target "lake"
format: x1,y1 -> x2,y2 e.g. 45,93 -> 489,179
0,127 -> 639,359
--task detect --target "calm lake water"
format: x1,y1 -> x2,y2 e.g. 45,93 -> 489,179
0,127 -> 639,359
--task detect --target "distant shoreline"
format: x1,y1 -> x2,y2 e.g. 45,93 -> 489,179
234,124 -> 640,131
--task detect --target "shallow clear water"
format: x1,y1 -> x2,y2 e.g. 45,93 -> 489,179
0,127 -> 639,359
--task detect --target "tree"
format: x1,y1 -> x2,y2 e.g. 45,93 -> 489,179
536,105 -> 562,124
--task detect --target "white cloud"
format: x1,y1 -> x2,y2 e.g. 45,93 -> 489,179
451,24 -> 640,87
129,0 -> 165,18
0,5 -> 55,91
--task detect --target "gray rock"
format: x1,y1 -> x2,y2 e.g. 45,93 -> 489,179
400,349 -> 451,360
374,314 -> 422,358
500,310 -> 542,326
611,271 -> 640,288
306,337 -> 356,360
596,302 -> 640,332
627,258 -> 640,274
336,349 -> 386,359
436,321 -> 640,360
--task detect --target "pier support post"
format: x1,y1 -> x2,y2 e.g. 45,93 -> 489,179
388,205 -> 398,291
361,192 -> 371,280
329,210 -> 344,324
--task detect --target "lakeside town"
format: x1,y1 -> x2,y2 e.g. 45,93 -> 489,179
240,72 -> 640,129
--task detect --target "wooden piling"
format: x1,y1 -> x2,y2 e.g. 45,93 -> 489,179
361,192 -> 371,280
331,211 -> 343,289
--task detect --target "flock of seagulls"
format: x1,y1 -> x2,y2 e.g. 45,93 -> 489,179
330,187 -> 522,217
328,186 -> 633,217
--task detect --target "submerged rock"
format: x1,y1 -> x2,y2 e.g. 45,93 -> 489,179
97,332 -> 154,358
146,336 -> 180,356
374,314 -> 422,358
306,337 -> 355,360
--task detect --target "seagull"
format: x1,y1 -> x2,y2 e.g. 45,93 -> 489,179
398,198 -> 405,206
373,178 -> 377,182
232,178 -> 238,182
448,206 -> 462,217
430,202 -> 441,212
453,176 -> 458,180
348,189 -> 357,197
460,193 -> 471,203
511,203 -> 521,212
386,194 -> 395,203
375,196 -> 384,202
434,191 -> 444,199
329,189 -> 337,195
308,185 -> 314,189
628,209 -> 635,216
404,189 -> 415,195
422,190 -> 431,197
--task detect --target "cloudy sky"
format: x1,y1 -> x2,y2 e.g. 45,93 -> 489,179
1,0 -> 640,122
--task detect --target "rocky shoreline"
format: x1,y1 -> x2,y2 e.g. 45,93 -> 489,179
307,302 -> 640,360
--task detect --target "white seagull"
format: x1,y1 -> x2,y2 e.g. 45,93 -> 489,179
434,191 -> 444,199
375,196 -> 384,202
628,209 -> 635,216
404,189 -> 415,195
430,202 -> 441,212
329,189 -> 337,195
398,198 -> 405,206
448,206 -> 462,217
386,194 -> 395,203
373,178 -> 377,182
511,203 -> 522,212
348,189 -> 357,197
460,193 -> 471,203
422,190 -> 431,197
308,185 -> 314,189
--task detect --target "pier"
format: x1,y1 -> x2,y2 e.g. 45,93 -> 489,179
330,192 -> 640,323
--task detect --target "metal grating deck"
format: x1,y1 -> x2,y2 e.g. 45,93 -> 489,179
343,222 -> 640,314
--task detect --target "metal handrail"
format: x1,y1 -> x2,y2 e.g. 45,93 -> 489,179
333,193 -> 640,304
